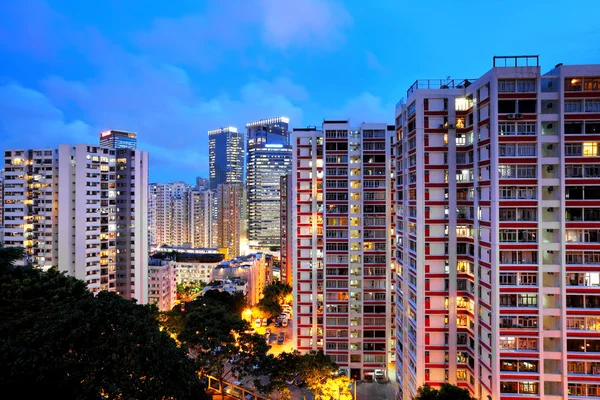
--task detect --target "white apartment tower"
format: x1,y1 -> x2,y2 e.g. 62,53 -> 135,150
394,57 -> 600,399
148,181 -> 191,247
292,121 -> 396,380
3,144 -> 148,303
189,189 -> 214,248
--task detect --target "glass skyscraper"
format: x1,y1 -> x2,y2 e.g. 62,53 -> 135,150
99,130 -> 137,149
246,117 -> 292,250
208,127 -> 244,190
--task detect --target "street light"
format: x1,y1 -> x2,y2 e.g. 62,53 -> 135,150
244,308 -> 252,320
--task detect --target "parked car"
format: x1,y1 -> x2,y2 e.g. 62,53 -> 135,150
261,318 -> 268,327
274,319 -> 282,327
254,318 -> 261,328
281,317 -> 288,327
266,328 -> 271,336
277,332 -> 285,344
374,369 -> 385,382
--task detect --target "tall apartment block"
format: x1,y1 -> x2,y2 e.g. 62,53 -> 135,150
208,127 -> 244,190
148,181 -> 191,247
0,168 -> 5,242
394,57 -> 600,400
247,117 -> 292,250
280,173 -> 293,285
189,189 -> 214,248
99,129 -> 137,149
292,121 -> 395,381
3,144 -> 148,303
215,183 -> 244,258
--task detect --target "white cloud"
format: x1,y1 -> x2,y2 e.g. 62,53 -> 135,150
259,0 -> 352,50
0,82 -> 94,149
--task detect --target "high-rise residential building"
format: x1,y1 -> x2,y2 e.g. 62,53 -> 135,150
394,57 -> 600,400
196,176 -> 209,190
208,127 -> 244,190
99,129 -> 137,149
215,183 -> 244,258
3,145 -> 148,302
148,182 -> 191,247
148,258 -> 177,312
0,168 -> 4,229
280,173 -> 293,285
189,189 -> 214,248
292,121 -> 395,381
246,117 -> 292,250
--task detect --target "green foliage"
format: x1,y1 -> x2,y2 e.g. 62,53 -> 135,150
320,375 -> 352,400
259,350 -> 339,399
415,384 -> 476,400
0,265 -> 207,400
176,292 -> 269,399
257,281 -> 292,319
0,244 -> 26,273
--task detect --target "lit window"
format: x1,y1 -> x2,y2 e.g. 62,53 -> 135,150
584,142 -> 598,157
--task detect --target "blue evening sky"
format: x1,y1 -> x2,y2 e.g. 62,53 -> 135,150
1,0 -> 599,182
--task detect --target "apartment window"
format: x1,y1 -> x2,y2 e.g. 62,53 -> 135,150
584,142 -> 599,156
585,100 -> 600,113
565,100 -> 583,113
566,78 -> 583,91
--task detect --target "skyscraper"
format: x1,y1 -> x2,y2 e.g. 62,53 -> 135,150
292,121 -> 395,381
394,57 -> 600,399
189,189 -> 214,248
246,117 -> 292,250
195,176 -> 209,190
99,129 -> 137,149
215,183 -> 244,258
208,127 -> 244,190
3,145 -> 148,302
148,182 -> 191,247
280,173 -> 293,285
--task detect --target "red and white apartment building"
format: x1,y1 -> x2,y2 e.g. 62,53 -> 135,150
291,121 -> 396,380
394,56 -> 600,399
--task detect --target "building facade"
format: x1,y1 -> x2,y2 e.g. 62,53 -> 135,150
394,57 -> 600,399
292,122 -> 395,380
99,129 -> 137,149
189,189 -> 214,248
215,183 -> 244,258
3,144 -> 148,303
208,127 -> 244,190
148,181 -> 191,247
280,173 -> 293,285
148,259 -> 177,312
246,117 -> 292,250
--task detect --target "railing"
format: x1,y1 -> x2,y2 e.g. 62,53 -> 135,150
206,375 -> 269,400
493,55 -> 539,68
406,78 -> 475,98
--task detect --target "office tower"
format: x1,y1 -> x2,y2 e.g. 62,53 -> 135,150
292,121 -> 395,381
394,57 -> 600,400
189,189 -> 214,248
246,117 -> 292,250
208,127 -> 244,190
99,129 -> 137,149
215,183 -> 244,258
280,174 -> 293,285
148,182 -> 191,247
196,177 -> 209,190
3,145 -> 148,303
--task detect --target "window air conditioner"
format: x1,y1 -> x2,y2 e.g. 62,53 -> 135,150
515,113 -> 524,119
547,208 -> 554,212
507,113 -> 516,119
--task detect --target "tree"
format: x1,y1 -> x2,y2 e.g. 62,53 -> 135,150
260,350 -> 339,400
257,282 -> 292,319
178,295 -> 269,400
415,384 -> 476,400
0,244 -> 25,273
320,375 -> 352,400
0,266 -> 207,399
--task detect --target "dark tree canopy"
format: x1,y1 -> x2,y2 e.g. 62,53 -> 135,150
415,384 -> 476,400
0,262 -> 207,400
257,281 -> 292,319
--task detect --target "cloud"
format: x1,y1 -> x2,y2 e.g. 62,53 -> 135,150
0,82 -> 94,148
325,92 -> 394,124
259,0 -> 352,50
366,50 -> 387,72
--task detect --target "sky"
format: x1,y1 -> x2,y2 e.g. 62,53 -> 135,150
1,0 -> 599,183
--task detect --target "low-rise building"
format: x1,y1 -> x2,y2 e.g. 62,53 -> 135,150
148,259 -> 177,312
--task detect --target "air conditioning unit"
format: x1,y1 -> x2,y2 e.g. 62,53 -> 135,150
547,144 -> 553,150
546,229 -> 554,233
447,124 -> 456,129
547,208 -> 554,212
439,124 -> 446,128
547,166 -> 554,172
507,113 -> 516,119
548,186 -> 554,193
547,123 -> 553,129
515,113 -> 524,119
